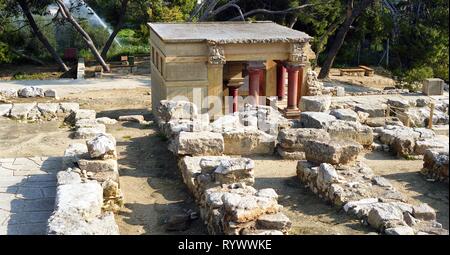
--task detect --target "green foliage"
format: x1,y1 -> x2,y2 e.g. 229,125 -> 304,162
395,66 -> 434,92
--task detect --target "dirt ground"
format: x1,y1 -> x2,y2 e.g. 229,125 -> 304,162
0,86 -> 448,235
315,67 -> 396,90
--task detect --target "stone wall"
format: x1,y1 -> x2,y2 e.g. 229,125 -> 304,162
421,149 -> 449,183
47,111 -> 123,234
297,161 -> 448,235
156,100 -> 291,235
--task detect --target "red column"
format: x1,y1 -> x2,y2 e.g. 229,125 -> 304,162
276,62 -> 286,100
297,67 -> 304,105
229,86 -> 239,113
248,68 -> 262,105
286,65 -> 301,112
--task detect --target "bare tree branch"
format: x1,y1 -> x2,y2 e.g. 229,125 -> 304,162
229,3 -> 322,21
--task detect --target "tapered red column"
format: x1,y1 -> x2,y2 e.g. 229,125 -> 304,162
229,86 -> 239,113
248,68 -> 262,105
284,64 -> 301,118
276,62 -> 286,100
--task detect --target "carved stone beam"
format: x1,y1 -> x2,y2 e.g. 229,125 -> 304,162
288,42 -> 308,66
208,43 -> 226,65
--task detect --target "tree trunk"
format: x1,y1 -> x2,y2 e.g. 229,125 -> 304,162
17,0 -> 69,72
318,0 -> 374,79
101,0 -> 129,59
56,0 -> 111,73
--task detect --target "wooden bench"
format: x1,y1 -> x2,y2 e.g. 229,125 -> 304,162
339,68 -> 366,77
358,65 -> 375,77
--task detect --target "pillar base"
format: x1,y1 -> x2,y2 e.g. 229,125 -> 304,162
283,108 -> 300,119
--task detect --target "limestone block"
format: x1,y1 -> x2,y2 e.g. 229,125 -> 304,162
63,143 -> 89,168
9,103 -> 37,120
412,203 -> 436,221
256,212 -> 291,233
18,86 -> 44,97
387,98 -> 412,109
299,96 -> 331,112
57,170 -> 82,185
304,139 -> 363,165
44,89 -> 58,98
326,120 -> 373,146
156,100 -> 198,122
37,103 -> 59,119
415,138 -> 448,155
0,104 -> 12,116
210,115 -> 243,133
86,134 -> 117,159
329,108 -> 359,122
422,78 -> 444,96
47,211 -> 119,235
78,159 -> 118,173
422,149 -> 449,182
354,104 -> 386,117
299,112 -> 336,129
0,88 -> 18,98
276,147 -> 306,160
277,128 -> 330,151
118,115 -> 145,123
73,126 -> 106,139
316,163 -> 339,187
169,131 -> 224,156
96,117 -> 117,125
65,109 -> 96,125
223,128 -> 276,155
53,182 -> 103,219
367,203 -> 404,230
384,226 -> 415,235
59,103 -> 80,113
214,158 -> 255,186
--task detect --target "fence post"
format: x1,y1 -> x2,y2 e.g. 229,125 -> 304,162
428,102 -> 435,129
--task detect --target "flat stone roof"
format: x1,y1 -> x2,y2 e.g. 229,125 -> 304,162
148,21 -> 312,44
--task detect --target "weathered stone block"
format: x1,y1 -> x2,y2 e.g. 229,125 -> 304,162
37,103 -> 59,119
9,103 -> 37,120
44,89 -> 58,98
299,96 -> 331,112
156,100 -> 198,122
86,134 -> 117,159
63,143 -> 89,168
169,131 -> 224,156
223,128 -> 275,155
367,203 -> 404,230
354,104 -> 386,117
73,126 -> 106,139
304,139 -> 363,165
277,128 -> 330,151
65,109 -> 96,125
57,170 -> 81,185
214,158 -> 255,186
299,112 -> 336,129
0,88 -> 18,98
412,203 -> 436,221
47,211 -> 119,235
0,104 -> 12,116
59,103 -> 80,113
18,86 -> 44,98
53,182 -> 103,219
78,159 -> 118,173
96,117 -> 117,125
329,108 -> 359,122
256,212 -> 291,232
326,120 -> 373,146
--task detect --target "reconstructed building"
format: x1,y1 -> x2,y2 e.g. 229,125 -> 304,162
148,21 -> 315,118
